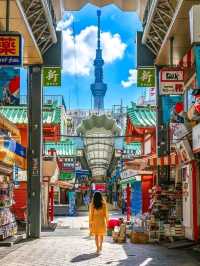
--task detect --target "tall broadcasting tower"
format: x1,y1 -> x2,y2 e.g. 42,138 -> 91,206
90,10 -> 107,110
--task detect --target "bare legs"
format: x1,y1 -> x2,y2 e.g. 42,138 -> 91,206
95,235 -> 104,254
95,235 -> 99,253
99,236 -> 104,250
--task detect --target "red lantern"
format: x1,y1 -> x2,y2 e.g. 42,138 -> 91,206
175,102 -> 184,114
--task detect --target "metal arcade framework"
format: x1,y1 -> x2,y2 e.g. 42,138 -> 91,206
17,0 -> 57,55
142,0 -> 176,55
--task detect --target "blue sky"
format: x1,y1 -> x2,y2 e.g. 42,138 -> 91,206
21,4 -> 143,109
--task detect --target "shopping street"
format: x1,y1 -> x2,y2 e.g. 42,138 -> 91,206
0,213 -> 200,266
1,1 -> 200,265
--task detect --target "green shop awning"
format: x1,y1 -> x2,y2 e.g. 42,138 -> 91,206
120,175 -> 141,186
0,106 -> 62,124
127,104 -> 156,127
44,140 -> 75,156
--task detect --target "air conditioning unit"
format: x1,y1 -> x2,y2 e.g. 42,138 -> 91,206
189,5 -> 200,44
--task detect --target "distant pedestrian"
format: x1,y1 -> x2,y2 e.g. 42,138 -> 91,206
83,192 -> 90,210
89,191 -> 109,254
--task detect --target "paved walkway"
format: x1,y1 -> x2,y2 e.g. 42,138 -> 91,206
0,213 -> 200,266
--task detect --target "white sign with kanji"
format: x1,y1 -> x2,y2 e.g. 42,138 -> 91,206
160,69 -> 184,95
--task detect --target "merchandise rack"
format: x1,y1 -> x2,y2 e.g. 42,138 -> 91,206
0,176 -> 17,241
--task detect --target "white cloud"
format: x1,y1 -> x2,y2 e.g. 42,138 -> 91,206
121,69 -> 137,88
62,26 -> 127,76
57,13 -> 74,31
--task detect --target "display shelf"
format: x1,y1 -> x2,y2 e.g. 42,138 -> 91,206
0,176 -> 17,241
148,184 -> 184,241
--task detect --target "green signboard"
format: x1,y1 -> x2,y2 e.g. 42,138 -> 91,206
60,172 -> 74,181
137,68 -> 155,87
43,67 -> 61,86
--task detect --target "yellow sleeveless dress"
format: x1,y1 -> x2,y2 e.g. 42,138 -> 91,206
89,202 -> 108,236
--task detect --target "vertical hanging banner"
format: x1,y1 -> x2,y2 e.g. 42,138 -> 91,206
194,45 -> 200,88
160,68 -> 184,95
43,67 -> 61,87
137,68 -> 156,87
0,68 -> 20,105
0,33 -> 22,66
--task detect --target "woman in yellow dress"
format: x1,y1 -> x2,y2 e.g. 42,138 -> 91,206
89,191 -> 109,254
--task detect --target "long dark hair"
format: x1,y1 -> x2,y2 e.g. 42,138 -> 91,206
93,191 -> 103,209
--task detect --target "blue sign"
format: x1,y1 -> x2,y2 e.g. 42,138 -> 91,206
0,33 -> 22,66
4,137 -> 26,158
0,67 -> 20,105
194,45 -> 200,88
75,169 -> 90,180
162,95 -> 183,124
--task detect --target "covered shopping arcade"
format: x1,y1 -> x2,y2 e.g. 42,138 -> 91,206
0,0 -> 149,239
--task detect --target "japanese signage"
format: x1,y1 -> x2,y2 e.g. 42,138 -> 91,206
122,152 -> 137,160
170,123 -> 190,144
144,138 -> 151,155
59,171 -> 75,181
115,149 -> 122,158
160,68 -> 184,95
59,157 -> 75,170
137,68 -> 156,87
0,68 -> 20,105
176,140 -> 194,162
194,45 -> 200,88
0,33 -> 22,66
43,67 -> 61,86
95,183 -> 106,192
192,123 -> 200,153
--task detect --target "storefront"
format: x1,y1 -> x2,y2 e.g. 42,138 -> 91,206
0,118 -> 26,241
124,104 -> 156,215
44,140 -> 76,206
192,123 -> 200,241
172,47 -> 200,241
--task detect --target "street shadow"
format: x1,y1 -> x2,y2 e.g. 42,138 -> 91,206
71,252 -> 99,263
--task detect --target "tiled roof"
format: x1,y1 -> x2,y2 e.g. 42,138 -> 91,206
123,142 -> 141,156
127,105 -> 156,127
0,106 -> 62,124
44,139 -> 75,156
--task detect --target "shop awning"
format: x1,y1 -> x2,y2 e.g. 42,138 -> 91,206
148,153 -> 179,166
44,140 -> 76,156
125,104 -> 156,143
124,157 -> 148,170
0,106 -> 62,125
0,136 -> 26,169
55,180 -> 74,189
179,48 -> 194,69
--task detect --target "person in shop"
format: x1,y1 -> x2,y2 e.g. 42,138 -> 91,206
89,191 -> 109,254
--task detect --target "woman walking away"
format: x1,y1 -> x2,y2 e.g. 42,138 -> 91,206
89,191 -> 109,254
